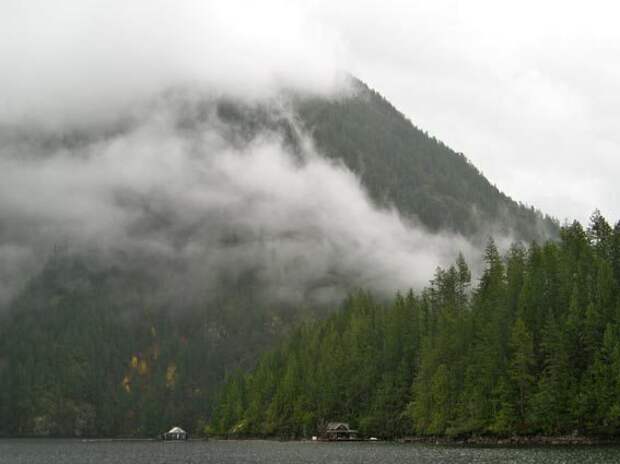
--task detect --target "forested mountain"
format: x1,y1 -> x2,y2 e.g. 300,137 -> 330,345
293,79 -> 558,242
0,78 -> 558,437
212,212 -> 620,439
214,78 -> 558,242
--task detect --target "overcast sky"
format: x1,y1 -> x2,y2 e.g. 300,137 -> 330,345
2,0 -> 619,225
325,0 -> 620,225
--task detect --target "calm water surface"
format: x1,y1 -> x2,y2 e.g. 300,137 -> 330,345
2,439 -> 620,464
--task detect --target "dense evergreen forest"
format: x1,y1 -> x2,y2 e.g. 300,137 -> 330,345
212,212 -> 620,439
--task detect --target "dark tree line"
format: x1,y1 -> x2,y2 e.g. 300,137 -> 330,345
211,211 -> 620,439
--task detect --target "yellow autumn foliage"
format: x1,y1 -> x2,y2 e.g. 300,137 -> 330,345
166,363 -> 177,388
138,359 -> 149,376
122,376 -> 131,393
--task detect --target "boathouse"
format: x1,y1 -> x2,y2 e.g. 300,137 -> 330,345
162,426 -> 189,440
324,422 -> 358,440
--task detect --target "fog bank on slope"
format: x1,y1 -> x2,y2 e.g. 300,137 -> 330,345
0,92 -> 477,307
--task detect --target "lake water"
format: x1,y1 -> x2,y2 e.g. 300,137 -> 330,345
2,439 -> 620,464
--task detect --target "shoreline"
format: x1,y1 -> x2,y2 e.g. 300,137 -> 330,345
397,435 -> 619,446
2,435 -> 620,446
208,435 -> 620,446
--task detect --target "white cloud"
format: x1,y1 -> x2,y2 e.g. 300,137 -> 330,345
0,0 -> 346,125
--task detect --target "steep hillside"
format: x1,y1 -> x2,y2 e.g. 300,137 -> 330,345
293,79 -> 558,241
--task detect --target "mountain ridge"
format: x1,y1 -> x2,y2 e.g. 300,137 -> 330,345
293,78 -> 558,242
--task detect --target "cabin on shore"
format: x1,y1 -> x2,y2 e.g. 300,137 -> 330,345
162,426 -> 189,441
323,422 -> 358,441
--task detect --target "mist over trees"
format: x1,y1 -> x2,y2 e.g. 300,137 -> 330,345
212,212 -> 620,439
0,80 -> 557,309
0,81 -> 503,310
0,80 -> 560,438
